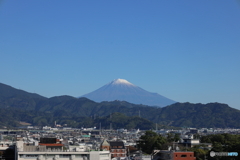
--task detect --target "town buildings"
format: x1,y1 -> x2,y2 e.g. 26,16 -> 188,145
16,138 -> 111,160
2,127 -> 236,160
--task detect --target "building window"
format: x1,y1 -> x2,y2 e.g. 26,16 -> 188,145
181,155 -> 187,157
75,155 -> 83,158
19,154 -> 25,158
59,154 -> 71,158
103,147 -> 108,150
26,155 -> 38,157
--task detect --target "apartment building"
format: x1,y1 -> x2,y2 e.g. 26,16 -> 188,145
15,139 -> 111,160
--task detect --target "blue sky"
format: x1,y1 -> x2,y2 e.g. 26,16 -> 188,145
1,0 -> 240,109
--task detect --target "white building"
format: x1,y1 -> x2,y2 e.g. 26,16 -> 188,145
15,141 -> 111,160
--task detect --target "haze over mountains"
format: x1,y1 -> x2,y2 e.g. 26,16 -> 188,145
81,79 -> 176,107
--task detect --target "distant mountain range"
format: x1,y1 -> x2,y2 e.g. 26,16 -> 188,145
0,82 -> 240,129
81,79 -> 176,107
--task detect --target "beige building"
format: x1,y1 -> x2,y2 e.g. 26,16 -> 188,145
15,141 -> 111,160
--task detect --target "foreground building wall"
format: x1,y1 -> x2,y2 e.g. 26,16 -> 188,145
17,151 -> 110,160
173,152 -> 196,160
152,150 -> 196,160
16,141 -> 111,160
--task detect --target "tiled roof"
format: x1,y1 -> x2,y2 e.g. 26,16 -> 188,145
109,141 -> 125,149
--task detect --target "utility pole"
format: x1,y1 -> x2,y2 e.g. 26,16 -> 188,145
100,122 -> 101,135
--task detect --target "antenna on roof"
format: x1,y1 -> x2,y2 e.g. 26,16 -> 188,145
100,122 -> 102,135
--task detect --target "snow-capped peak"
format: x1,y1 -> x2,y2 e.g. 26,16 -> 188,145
81,78 -> 176,107
111,79 -> 134,86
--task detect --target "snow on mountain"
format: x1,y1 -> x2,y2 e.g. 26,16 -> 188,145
110,79 -> 134,86
81,79 -> 176,107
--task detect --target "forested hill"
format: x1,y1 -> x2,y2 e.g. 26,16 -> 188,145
0,82 -> 240,128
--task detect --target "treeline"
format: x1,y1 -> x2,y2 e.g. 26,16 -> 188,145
0,108 -> 159,130
186,133 -> 240,160
137,131 -> 181,154
137,131 -> 240,160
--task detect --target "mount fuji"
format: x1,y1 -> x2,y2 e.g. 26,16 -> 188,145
81,79 -> 176,107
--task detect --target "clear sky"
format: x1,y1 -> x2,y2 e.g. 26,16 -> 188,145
1,0 -> 240,109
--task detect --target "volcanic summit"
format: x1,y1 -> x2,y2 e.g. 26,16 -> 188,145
81,79 -> 176,107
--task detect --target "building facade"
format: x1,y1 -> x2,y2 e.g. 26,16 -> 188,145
152,150 -> 196,160
100,140 -> 127,159
16,141 -> 111,160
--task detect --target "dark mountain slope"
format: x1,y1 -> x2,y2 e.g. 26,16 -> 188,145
1,82 -> 240,128
0,83 -> 45,99
0,83 -> 47,109
153,102 -> 240,128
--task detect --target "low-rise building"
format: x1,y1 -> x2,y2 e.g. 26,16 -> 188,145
100,140 -> 127,159
152,150 -> 196,160
109,141 -> 126,159
15,139 -> 111,160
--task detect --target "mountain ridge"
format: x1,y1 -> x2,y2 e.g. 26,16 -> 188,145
1,82 -> 240,128
0,82 -> 46,99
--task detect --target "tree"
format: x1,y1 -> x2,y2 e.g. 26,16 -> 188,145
166,133 -> 175,143
173,133 -> 181,142
137,130 -> 167,154
200,134 -> 240,160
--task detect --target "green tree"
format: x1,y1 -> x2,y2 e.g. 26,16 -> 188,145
137,130 -> 167,154
193,133 -> 200,139
166,133 -> 175,142
187,145 -> 208,160
174,133 -> 181,142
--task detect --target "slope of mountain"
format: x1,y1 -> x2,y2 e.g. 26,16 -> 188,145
1,82 -> 240,128
95,112 -> 155,130
0,83 -> 46,99
81,79 -> 176,107
0,83 -> 47,109
154,102 -> 240,128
